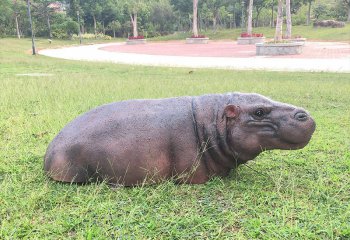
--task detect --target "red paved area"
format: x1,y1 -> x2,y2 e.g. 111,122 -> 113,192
100,41 -> 350,59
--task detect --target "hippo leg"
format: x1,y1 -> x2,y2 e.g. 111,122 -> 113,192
44,155 -> 88,183
44,144 -> 95,183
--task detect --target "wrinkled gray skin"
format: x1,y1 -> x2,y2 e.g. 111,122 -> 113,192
44,93 -> 316,186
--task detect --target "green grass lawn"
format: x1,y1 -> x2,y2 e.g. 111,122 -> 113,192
0,38 -> 350,239
152,24 -> 350,42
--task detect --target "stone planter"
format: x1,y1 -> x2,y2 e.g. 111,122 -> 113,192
237,37 -> 265,45
256,42 -> 304,56
289,38 -> 307,45
186,37 -> 209,44
126,39 -> 147,45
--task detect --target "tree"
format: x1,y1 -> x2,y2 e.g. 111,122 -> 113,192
217,5 -> 231,28
313,3 -> 327,20
33,0 -> 56,38
203,0 -> 229,30
285,0 -> 291,39
125,0 -> 148,37
170,0 -> 192,31
26,0 -> 36,54
247,0 -> 253,35
291,0 -> 303,14
226,4 -> 237,28
274,0 -> 283,41
149,0 -> 176,35
253,0 -> 267,27
108,20 -> 121,38
193,0 -> 199,36
82,0 -> 103,35
344,0 -> 350,21
0,0 -> 26,37
13,0 -> 23,38
303,0 -> 315,25
266,0 -> 275,27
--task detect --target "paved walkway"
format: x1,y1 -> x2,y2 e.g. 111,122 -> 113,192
39,41 -> 350,73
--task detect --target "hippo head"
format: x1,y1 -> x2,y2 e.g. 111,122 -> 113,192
224,94 -> 316,161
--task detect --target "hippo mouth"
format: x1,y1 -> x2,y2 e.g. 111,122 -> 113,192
279,123 -> 316,150
281,138 -> 312,150
255,119 -> 315,150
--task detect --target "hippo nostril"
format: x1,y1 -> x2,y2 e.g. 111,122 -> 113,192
294,112 -> 308,121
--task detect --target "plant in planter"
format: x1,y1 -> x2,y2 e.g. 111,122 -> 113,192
237,33 -> 265,44
190,34 -> 207,38
128,36 -> 145,40
237,0 -> 265,45
127,35 -> 147,45
186,0 -> 209,44
283,35 -> 307,45
256,0 -> 303,55
240,33 -> 264,38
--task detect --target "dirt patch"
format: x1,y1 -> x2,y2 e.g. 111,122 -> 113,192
16,73 -> 54,77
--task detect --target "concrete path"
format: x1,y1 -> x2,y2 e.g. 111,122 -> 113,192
39,41 -> 350,73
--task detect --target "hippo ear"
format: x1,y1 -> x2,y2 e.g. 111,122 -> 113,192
224,105 -> 240,119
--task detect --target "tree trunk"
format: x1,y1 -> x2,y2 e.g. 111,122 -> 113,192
26,0 -> 36,55
247,0 -> 253,35
274,0 -> 283,42
93,14 -> 97,35
193,0 -> 199,37
102,21 -> 105,35
113,30 -> 116,38
271,2 -> 274,27
347,5 -> 350,22
256,10 -> 260,27
130,13 -> 138,37
233,11 -> 236,28
198,13 -> 201,31
15,14 -> 21,39
306,1 -> 311,25
212,17 -> 217,30
285,0 -> 292,39
47,13 -> 52,38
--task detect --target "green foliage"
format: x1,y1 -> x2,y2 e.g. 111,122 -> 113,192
151,25 -> 350,42
331,0 -> 350,22
50,15 -> 79,39
65,19 -> 79,36
51,25 -> 67,39
0,38 -> 350,239
1,0 -> 349,39
149,0 -> 176,35
292,5 -> 308,25
0,0 -> 27,37
313,3 -> 328,20
108,20 -> 121,32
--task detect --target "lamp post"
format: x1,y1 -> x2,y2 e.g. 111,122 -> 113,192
77,10 -> 82,44
26,0 -> 36,55
241,0 -> 245,32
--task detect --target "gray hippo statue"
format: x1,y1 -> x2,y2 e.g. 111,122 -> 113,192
44,93 -> 316,186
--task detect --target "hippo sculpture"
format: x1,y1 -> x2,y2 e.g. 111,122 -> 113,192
44,93 -> 316,186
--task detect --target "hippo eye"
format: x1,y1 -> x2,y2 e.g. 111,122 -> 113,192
254,108 -> 265,118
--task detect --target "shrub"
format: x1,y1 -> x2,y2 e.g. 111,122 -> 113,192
71,33 -> 112,40
52,24 -> 67,39
313,20 -> 345,28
